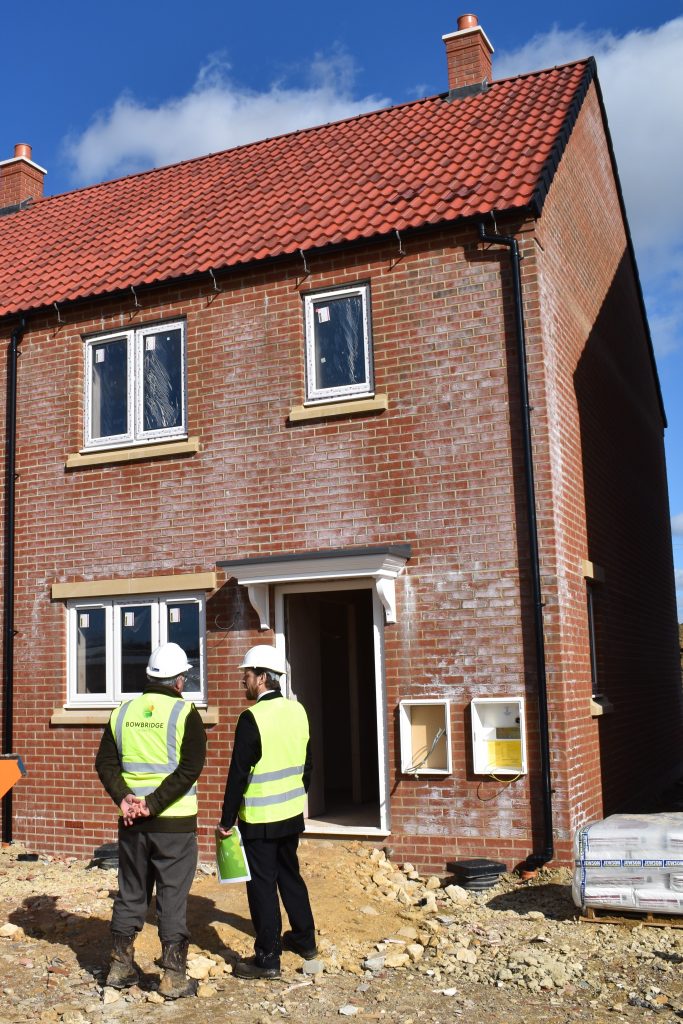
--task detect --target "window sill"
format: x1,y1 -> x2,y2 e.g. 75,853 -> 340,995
590,696 -> 613,717
50,705 -> 219,726
65,437 -> 200,470
288,395 -> 388,423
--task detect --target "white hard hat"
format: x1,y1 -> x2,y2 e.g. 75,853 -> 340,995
238,645 -> 286,678
146,642 -> 192,680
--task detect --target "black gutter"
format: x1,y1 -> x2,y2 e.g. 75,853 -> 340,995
478,221 -> 554,870
2,317 -> 24,845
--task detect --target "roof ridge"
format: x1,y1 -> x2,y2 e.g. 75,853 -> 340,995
32,59 -> 592,207
491,56 -> 591,88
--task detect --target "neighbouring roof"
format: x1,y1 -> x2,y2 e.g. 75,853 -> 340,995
0,60 -> 594,319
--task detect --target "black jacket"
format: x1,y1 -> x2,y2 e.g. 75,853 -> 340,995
220,690 -> 312,839
95,683 -> 207,832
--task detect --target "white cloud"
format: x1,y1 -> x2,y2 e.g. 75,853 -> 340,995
675,569 -> 683,621
64,49 -> 387,185
672,514 -> 683,535
496,18 -> 683,358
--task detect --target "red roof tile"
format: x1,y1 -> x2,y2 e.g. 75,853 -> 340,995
0,60 -> 593,318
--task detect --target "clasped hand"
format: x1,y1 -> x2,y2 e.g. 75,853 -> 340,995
119,795 -> 151,827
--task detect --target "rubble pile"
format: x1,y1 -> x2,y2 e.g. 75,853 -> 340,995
0,841 -> 682,1022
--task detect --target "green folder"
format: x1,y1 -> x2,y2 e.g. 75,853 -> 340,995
216,825 -> 251,883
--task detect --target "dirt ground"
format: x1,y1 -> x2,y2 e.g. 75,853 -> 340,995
1,839 -> 682,1024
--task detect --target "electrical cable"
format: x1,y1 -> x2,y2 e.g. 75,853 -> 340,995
404,727 -> 446,774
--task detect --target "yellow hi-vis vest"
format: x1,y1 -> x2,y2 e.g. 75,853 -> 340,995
238,696 -> 309,825
110,692 -> 198,818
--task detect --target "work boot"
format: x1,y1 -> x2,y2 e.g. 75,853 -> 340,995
233,955 -> 281,980
282,930 -> 318,960
105,932 -> 139,989
158,939 -> 197,999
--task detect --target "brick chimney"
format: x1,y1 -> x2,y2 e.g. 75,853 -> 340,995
442,13 -> 493,94
0,143 -> 47,210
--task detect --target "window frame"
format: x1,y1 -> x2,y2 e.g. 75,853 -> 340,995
586,580 -> 601,700
66,590 -> 206,707
303,283 -> 374,404
83,319 -> 187,451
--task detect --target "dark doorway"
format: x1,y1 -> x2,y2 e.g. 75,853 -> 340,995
284,588 -> 380,829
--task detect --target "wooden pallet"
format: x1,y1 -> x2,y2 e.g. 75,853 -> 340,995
580,906 -> 683,929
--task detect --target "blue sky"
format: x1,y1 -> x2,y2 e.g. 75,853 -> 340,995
3,1 -> 683,615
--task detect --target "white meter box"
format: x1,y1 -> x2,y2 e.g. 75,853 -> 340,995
470,697 -> 527,775
398,700 -> 451,775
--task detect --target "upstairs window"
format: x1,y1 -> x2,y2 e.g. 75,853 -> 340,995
304,284 -> 374,403
84,320 -> 187,450
67,592 -> 206,705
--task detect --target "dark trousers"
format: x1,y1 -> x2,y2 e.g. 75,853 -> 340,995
244,834 -> 315,968
111,830 -> 197,944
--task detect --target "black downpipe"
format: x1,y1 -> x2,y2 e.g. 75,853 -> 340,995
478,222 -> 553,869
2,317 -> 24,845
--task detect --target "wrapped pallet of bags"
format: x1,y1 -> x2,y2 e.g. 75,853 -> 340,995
573,812 -> 683,914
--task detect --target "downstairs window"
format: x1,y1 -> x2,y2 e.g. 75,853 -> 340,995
66,592 -> 205,705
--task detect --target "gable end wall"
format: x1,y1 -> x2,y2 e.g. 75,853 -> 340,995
527,81 -> 682,836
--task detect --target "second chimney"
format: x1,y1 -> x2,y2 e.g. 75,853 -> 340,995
442,13 -> 493,94
0,143 -> 47,211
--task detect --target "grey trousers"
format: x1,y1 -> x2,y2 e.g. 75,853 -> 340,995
111,830 -> 197,943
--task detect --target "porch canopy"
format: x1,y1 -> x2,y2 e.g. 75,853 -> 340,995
218,545 -> 411,629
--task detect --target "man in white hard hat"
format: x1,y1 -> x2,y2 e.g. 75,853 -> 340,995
218,644 -> 317,980
96,641 -> 206,999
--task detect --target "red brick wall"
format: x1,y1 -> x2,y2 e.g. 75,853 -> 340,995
0,86 -> 679,873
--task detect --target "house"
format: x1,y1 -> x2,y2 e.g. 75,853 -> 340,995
0,14 -> 680,873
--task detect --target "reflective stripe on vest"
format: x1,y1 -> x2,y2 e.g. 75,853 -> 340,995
239,696 -> 309,825
110,692 -> 197,818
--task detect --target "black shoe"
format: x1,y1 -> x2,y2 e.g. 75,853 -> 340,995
233,957 -> 280,980
282,930 -> 318,960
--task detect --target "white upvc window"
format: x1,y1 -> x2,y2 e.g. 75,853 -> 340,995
304,284 -> 374,403
66,592 -> 206,705
84,320 -> 187,450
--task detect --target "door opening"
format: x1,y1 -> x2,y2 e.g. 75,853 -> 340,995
283,587 -> 382,831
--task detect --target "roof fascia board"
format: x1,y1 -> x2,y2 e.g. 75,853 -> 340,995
530,59 -> 596,219
219,544 -> 412,571
590,70 -> 666,428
